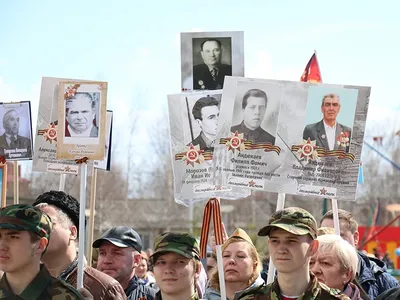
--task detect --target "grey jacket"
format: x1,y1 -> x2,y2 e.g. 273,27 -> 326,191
303,119 -> 352,152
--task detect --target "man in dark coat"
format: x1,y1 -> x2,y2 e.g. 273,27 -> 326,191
231,88 -> 275,145
0,109 -> 32,159
189,96 -> 219,152
303,93 -> 352,153
193,39 -> 232,90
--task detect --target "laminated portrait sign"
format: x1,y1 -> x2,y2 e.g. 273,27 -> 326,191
56,81 -> 107,160
168,90 -> 249,205
0,101 -> 33,161
214,76 -> 370,201
94,110 -> 113,171
181,31 -> 244,91
33,77 -> 96,174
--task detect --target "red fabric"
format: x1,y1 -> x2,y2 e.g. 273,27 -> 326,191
281,296 -> 298,300
300,53 -> 322,83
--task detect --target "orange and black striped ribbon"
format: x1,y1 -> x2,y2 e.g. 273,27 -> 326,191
291,145 -> 355,162
200,198 -> 224,258
219,138 -> 281,154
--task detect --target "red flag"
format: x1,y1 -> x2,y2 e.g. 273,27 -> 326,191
300,52 -> 322,83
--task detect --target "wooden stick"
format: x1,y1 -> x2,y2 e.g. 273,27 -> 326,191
77,163 -> 88,289
87,166 -> 98,266
13,161 -> 19,204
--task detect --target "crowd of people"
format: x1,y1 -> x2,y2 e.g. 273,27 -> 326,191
0,190 -> 398,299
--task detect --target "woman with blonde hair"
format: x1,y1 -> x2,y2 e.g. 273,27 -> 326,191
310,234 -> 362,300
204,228 -> 264,300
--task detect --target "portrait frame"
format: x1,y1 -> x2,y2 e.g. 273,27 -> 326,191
94,110 -> 113,171
302,85 -> 358,153
213,76 -> 371,202
56,81 -> 108,160
0,101 -> 34,161
168,89 -> 250,206
0,164 -> 7,208
181,31 -> 244,91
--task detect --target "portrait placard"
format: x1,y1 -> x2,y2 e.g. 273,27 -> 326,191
56,81 -> 107,160
168,90 -> 249,205
0,101 -> 33,161
181,31 -> 244,91
94,110 -> 113,171
213,76 -> 370,201
33,77 -> 99,174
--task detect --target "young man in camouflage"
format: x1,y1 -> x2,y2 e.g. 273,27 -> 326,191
0,204 -> 84,299
238,207 -> 350,300
149,232 -> 202,300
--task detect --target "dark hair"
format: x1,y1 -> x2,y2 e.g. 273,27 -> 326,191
321,209 -> 358,234
200,39 -> 221,51
242,89 -> 268,109
192,97 -> 219,120
33,191 -> 85,236
206,251 -> 217,260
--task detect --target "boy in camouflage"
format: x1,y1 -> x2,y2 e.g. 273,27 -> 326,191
149,232 -> 202,300
238,207 -> 350,300
0,204 -> 85,299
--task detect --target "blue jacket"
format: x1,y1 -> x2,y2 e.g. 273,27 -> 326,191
357,251 -> 399,299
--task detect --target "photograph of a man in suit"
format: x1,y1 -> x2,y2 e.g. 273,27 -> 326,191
189,96 -> 219,151
0,109 -> 32,159
193,39 -> 232,90
231,89 -> 276,145
303,93 -> 352,152
65,92 -> 99,138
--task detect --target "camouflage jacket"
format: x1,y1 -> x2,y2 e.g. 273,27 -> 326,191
238,272 -> 351,300
154,291 -> 199,300
0,264 -> 84,299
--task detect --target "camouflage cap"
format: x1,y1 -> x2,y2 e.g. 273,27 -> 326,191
149,232 -> 200,263
0,204 -> 52,239
258,207 -> 318,239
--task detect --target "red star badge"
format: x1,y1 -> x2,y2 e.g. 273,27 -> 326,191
183,144 -> 205,166
226,131 -> 245,152
248,180 -> 256,187
320,187 -> 327,195
296,138 -> 318,161
43,123 -> 58,144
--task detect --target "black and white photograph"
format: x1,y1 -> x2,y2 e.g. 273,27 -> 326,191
167,90 -> 250,205
0,101 -> 33,160
181,31 -> 244,91
230,81 -> 283,145
185,93 -> 221,152
94,110 -> 113,171
192,37 -> 232,90
57,81 -> 108,160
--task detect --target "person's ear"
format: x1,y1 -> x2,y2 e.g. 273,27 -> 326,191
133,253 -> 141,268
194,260 -> 202,280
309,240 -> 319,256
342,269 -> 353,287
69,225 -> 78,241
37,237 -> 49,255
354,231 -> 359,246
